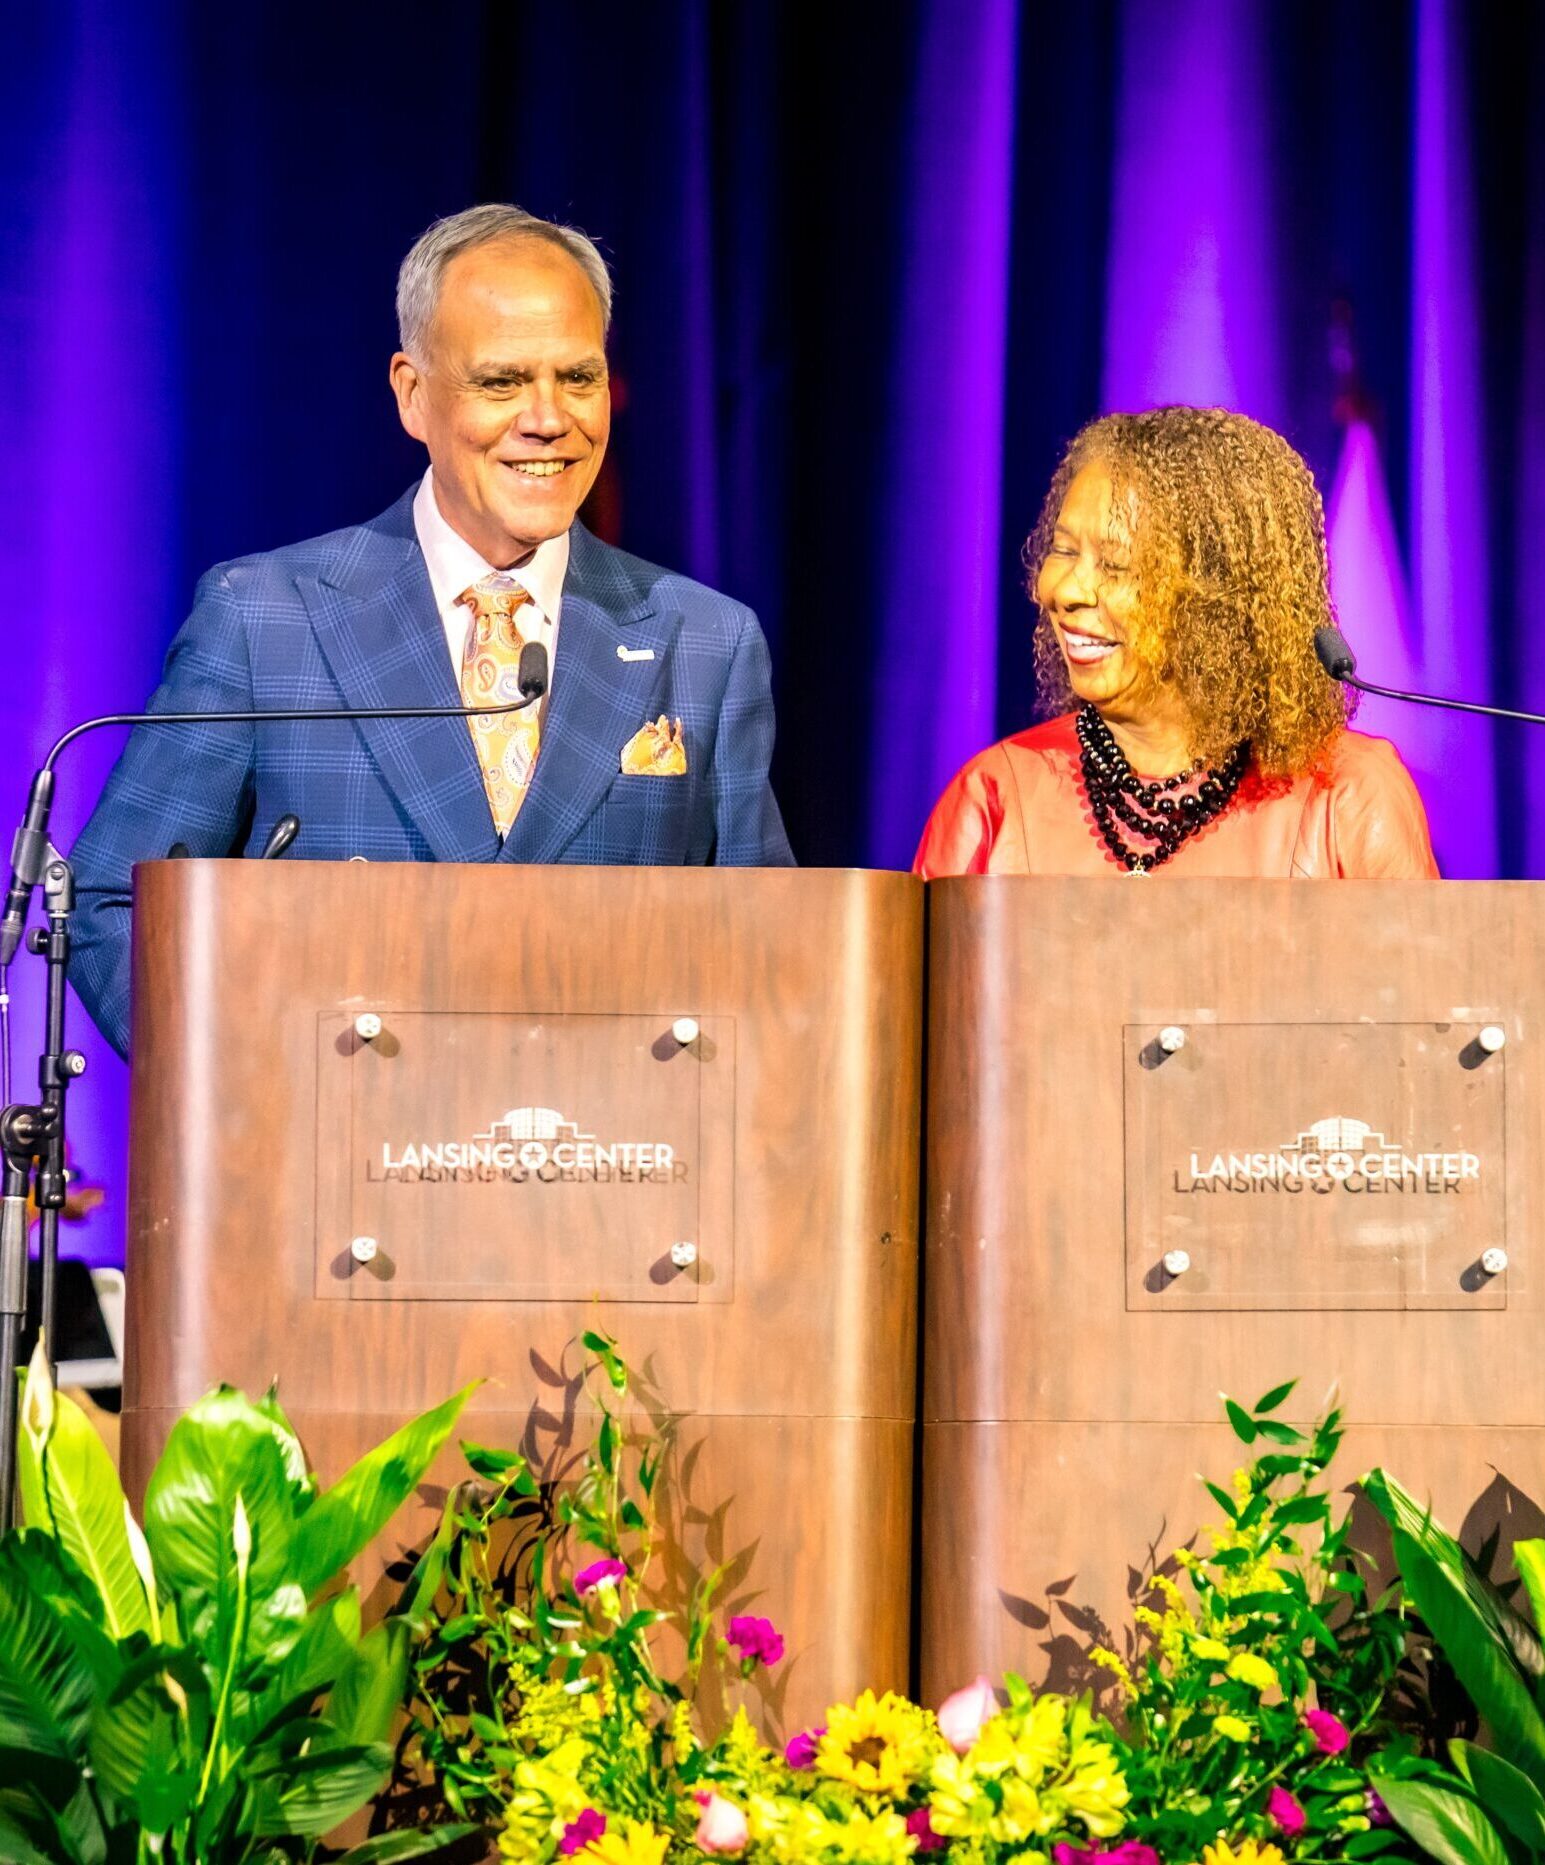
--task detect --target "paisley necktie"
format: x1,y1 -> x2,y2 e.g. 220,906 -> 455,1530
459,575 -> 539,836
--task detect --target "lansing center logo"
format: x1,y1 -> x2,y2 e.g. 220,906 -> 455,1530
1174,1115 -> 1480,1197
374,1106 -> 682,1185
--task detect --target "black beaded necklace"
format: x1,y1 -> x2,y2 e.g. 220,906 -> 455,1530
1075,704 -> 1250,873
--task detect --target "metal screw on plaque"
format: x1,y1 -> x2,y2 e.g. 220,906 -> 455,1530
1481,1247 -> 1509,1276
1158,1026 -> 1186,1054
1162,1249 -> 1191,1277
350,1235 -> 378,1264
671,1017 -> 700,1046
670,1241 -> 698,1268
1478,1025 -> 1507,1054
353,1013 -> 383,1042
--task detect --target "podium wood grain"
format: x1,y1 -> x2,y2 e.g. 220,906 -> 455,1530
124,864 -> 921,1732
922,876 -> 1544,1701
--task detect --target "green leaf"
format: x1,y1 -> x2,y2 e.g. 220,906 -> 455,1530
287,1385 -> 478,1599
1365,1469 -> 1545,1681
86,1643 -> 206,1814
263,1591 -> 364,1726
0,1534 -> 98,1787
1224,1398 -> 1256,1443
15,1359 -> 150,1643
0,1803 -> 69,1865
1450,1739 -> 1545,1847
458,1440 -> 527,1480
1253,1378 -> 1297,1414
1369,1772 -> 1512,1865
1203,1480 -> 1239,1521
325,1617 -> 410,1747
1252,1418 -> 1302,1445
330,1826 -> 482,1863
243,1739 -> 392,1837
1273,1496 -> 1328,1525
143,1385 -> 315,1666
1394,1524 -> 1545,1783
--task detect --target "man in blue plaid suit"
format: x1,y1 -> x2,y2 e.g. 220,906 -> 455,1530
69,206 -> 793,1057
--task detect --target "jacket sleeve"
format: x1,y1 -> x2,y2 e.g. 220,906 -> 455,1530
707,606 -> 794,867
68,570 -> 258,1057
913,755 -> 1008,878
1329,736 -> 1441,879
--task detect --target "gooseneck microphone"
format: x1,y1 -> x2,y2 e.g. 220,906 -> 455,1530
0,640 -> 548,967
259,814 -> 302,861
1314,626 -> 1545,728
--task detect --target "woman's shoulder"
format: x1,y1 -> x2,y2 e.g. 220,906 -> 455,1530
912,716 -> 1079,878
1310,728 -> 1439,877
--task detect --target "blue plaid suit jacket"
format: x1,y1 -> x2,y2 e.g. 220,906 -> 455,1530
69,487 -> 793,1056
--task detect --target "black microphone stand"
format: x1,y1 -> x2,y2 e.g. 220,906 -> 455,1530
0,644 -> 548,1527
0,850 -> 83,1533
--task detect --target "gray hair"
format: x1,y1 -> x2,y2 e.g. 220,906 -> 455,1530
395,204 -> 613,358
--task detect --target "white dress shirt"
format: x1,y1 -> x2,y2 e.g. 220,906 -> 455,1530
412,468 -> 569,698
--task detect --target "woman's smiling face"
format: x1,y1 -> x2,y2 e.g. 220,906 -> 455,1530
1035,460 -> 1153,711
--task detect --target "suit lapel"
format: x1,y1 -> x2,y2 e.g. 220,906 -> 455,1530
298,502 -> 498,863
501,523 -> 682,866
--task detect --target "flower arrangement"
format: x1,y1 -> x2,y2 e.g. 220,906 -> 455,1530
381,1349 -> 1421,1863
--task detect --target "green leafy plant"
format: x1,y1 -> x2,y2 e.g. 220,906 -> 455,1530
1364,1467 -> 1545,1865
0,1342 -> 480,1864
384,1350 -> 1423,1863
386,1329 -> 721,1836
1094,1382 -> 1413,1860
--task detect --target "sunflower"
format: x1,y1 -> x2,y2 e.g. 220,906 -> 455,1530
1201,1843 -> 1286,1865
815,1689 -> 939,1796
579,1820 -> 671,1865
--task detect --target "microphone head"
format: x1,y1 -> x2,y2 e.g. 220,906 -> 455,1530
518,640 -> 549,701
1314,625 -> 1357,681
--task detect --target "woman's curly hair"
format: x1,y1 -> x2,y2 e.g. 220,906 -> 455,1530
1024,406 -> 1352,777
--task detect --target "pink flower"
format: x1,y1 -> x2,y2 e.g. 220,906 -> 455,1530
1304,1707 -> 1351,1754
906,1808 -> 947,1853
1268,1786 -> 1307,1838
727,1613 -> 786,1668
936,1674 -> 998,1754
574,1557 -> 627,1595
694,1791 -> 749,1855
784,1726 -> 824,1768
559,1810 -> 607,1856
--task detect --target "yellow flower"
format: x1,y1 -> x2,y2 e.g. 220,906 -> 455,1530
967,1694 -> 1065,1780
817,1689 -> 937,1796
1055,1746 -> 1130,1838
751,1797 -> 915,1864
1089,1646 -> 1136,1698
669,1698 -> 697,1759
996,1775 -> 1052,1841
1226,1653 -> 1278,1694
1189,1636 -> 1230,1663
928,1752 -> 995,1839
578,1819 -> 670,1865
498,1739 -> 592,1856
1212,1714 -> 1255,1742
1201,1843 -> 1286,1865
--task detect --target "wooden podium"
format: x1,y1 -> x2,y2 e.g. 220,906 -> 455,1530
123,863 -> 922,1731
921,878 -> 1545,1702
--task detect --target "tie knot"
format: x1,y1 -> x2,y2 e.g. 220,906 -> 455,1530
459,578 -> 532,646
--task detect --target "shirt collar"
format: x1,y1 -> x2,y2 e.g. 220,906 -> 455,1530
412,467 -> 570,625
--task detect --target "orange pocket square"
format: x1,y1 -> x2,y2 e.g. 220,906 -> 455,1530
621,715 -> 688,775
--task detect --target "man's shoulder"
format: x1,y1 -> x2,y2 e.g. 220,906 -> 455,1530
201,486 -> 419,602
568,526 -> 756,639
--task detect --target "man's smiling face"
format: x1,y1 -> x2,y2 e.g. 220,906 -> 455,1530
390,237 -> 610,567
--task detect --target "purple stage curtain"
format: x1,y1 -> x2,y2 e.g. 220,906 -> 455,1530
1,1 -> 1540,1269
